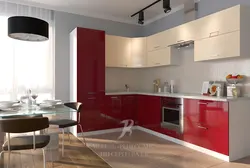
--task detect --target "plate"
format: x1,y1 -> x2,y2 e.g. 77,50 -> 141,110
43,100 -> 61,106
0,101 -> 18,109
39,104 -> 53,109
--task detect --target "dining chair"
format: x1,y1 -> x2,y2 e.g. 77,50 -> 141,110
0,117 -> 50,168
49,102 -> 85,156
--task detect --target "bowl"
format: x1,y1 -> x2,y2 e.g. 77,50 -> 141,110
43,100 -> 61,106
226,78 -> 244,84
0,101 -> 17,109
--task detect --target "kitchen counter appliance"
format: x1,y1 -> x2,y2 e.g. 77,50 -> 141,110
161,97 -> 183,134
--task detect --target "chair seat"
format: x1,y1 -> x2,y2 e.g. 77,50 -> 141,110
49,119 -> 78,128
3,135 -> 50,151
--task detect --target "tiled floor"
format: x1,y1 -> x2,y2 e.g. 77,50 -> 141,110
86,130 -> 250,168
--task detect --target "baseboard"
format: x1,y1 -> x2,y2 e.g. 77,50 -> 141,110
77,126 -> 138,137
137,126 -> 230,162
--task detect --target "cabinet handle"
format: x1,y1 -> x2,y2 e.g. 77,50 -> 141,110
177,40 -> 184,43
211,54 -> 220,57
154,46 -> 160,48
88,92 -> 96,95
197,125 -> 208,130
209,31 -> 219,37
155,63 -> 161,65
198,102 -> 208,105
88,97 -> 96,100
111,97 -> 118,99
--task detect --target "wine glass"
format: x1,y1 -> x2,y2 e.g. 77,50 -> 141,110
31,94 -> 38,105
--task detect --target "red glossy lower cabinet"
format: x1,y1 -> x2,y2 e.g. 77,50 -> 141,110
121,95 -> 137,121
137,95 -> 161,129
183,99 -> 229,155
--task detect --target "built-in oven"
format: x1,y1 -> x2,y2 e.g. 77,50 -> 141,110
161,97 -> 184,134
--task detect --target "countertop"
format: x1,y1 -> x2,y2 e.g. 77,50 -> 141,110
105,92 -> 250,102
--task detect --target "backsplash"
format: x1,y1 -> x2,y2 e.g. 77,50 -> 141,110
106,48 -> 250,95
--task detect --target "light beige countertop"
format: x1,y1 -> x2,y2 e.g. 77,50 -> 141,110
105,92 -> 250,102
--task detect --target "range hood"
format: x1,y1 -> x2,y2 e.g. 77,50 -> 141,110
168,40 -> 194,49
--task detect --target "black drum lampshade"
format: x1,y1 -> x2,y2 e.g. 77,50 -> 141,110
8,16 -> 49,41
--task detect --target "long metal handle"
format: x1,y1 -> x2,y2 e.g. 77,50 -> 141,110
198,102 -> 208,105
155,63 -> 161,65
197,125 -> 208,130
88,92 -> 96,95
111,97 -> 119,99
163,107 -> 180,111
209,31 -> 219,37
154,46 -> 160,48
88,97 -> 96,100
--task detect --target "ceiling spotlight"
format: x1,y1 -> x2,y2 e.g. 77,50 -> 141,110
163,0 -> 171,13
138,11 -> 144,25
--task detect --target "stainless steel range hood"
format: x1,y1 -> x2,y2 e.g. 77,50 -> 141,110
168,40 -> 194,49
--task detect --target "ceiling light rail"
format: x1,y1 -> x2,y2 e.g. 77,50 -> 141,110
131,0 -> 171,25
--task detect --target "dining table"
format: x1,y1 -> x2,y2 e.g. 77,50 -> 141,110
0,103 -> 77,161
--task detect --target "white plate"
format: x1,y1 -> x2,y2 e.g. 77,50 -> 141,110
43,100 -> 61,106
0,101 -> 18,109
39,104 -> 53,109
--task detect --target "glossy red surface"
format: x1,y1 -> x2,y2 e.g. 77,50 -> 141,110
183,99 -> 229,155
74,27 -> 107,132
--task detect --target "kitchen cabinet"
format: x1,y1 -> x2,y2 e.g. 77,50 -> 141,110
121,95 -> 137,121
137,96 -> 161,128
183,99 -> 229,155
70,27 -> 106,133
194,31 -> 240,61
106,35 -> 131,67
147,47 -> 179,67
130,37 -> 147,67
147,30 -> 170,52
194,5 -> 240,40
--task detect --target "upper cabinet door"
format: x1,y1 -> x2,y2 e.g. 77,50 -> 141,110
170,21 -> 197,45
130,37 -> 147,68
147,30 -> 170,52
194,31 -> 240,61
147,48 -> 171,67
194,5 -> 240,40
105,35 -> 131,67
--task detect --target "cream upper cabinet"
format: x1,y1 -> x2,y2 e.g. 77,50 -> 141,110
130,37 -> 147,68
194,31 -> 240,61
169,21 -> 197,45
105,35 -> 131,67
147,47 -> 179,67
194,5 -> 240,40
147,30 -> 170,52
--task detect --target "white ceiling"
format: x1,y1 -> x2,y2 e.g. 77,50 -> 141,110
6,0 -> 189,25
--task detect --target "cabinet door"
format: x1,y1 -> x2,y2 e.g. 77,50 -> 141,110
105,35 -> 131,67
130,38 -> 147,67
194,31 -> 240,61
194,5 -> 240,40
121,95 -> 137,121
171,21 -> 197,44
147,48 -> 171,67
147,30 -> 169,52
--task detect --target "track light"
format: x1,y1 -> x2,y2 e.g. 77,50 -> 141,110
163,0 -> 171,13
138,11 -> 144,25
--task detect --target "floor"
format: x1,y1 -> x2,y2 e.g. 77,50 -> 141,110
0,134 -> 111,168
86,130 -> 250,168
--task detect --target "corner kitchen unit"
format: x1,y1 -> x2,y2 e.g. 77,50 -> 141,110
69,5 -> 250,163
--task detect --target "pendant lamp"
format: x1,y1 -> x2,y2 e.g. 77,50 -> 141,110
8,16 -> 49,41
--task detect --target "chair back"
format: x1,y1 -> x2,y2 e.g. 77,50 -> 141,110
64,102 -> 82,113
1,114 -> 43,119
0,117 -> 49,133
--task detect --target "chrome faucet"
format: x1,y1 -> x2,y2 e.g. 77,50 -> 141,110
125,84 -> 130,92
153,79 -> 161,93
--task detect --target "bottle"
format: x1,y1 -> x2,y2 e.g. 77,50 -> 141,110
170,80 -> 175,93
217,86 -> 221,97
164,81 -> 169,93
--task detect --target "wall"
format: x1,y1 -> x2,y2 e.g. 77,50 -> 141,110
139,0 -> 250,95
54,11 -> 143,101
